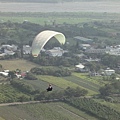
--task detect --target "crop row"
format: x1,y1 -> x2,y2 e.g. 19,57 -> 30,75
65,98 -> 120,120
64,75 -> 99,92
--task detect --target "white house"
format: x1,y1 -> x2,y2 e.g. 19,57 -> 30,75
104,68 -> 115,76
0,71 -> 9,77
75,63 -> 87,72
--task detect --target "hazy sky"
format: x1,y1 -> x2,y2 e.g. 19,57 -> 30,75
0,1 -> 120,13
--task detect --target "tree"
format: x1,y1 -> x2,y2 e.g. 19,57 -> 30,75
8,71 -> 16,80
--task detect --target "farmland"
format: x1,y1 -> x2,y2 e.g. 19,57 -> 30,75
0,59 -> 108,95
0,102 -> 99,120
0,58 -> 120,119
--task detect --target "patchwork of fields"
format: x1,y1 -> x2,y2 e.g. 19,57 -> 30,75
0,59 -> 102,94
1,59 -> 120,119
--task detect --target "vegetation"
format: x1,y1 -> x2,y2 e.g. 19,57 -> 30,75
0,102 -> 100,120
30,67 -> 71,77
65,97 -> 120,120
99,81 -> 120,96
0,84 -> 31,103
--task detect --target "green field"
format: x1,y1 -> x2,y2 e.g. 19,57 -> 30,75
0,59 -> 39,71
0,102 -> 99,120
1,12 -> 120,25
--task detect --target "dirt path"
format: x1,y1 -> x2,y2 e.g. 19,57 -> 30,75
0,99 -> 60,107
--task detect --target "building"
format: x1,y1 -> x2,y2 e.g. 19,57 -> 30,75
45,47 -> 64,57
85,48 -> 106,54
106,46 -> 120,56
74,36 -> 93,44
104,68 -> 115,76
75,63 -> 88,72
79,44 -> 91,50
23,45 -> 31,54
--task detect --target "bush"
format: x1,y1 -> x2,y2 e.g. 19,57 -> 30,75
25,72 -> 37,80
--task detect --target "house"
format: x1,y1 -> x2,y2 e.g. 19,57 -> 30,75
79,44 -> 91,50
45,47 -> 64,57
104,68 -> 115,76
106,46 -> 120,56
0,70 -> 9,77
75,63 -> 88,72
23,45 -> 31,54
4,49 -> 15,55
1,44 -> 18,51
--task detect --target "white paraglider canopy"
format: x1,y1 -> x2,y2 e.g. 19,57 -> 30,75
32,30 -> 66,57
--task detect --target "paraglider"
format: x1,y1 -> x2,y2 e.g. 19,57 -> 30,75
46,84 -> 53,92
31,30 -> 66,57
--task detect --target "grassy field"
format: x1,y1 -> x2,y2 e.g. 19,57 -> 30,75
0,59 -> 39,71
0,102 -> 99,120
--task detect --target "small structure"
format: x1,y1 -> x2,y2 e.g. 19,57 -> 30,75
75,63 -> 87,72
79,44 -> 91,50
104,68 -> 115,76
0,70 -> 9,77
85,58 -> 100,62
85,48 -> 106,54
23,45 -> 31,54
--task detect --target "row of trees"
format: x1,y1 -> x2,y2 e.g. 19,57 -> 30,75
30,55 -> 80,67
30,67 -> 71,77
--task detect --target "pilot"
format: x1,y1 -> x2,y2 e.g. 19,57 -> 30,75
46,84 -> 53,92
